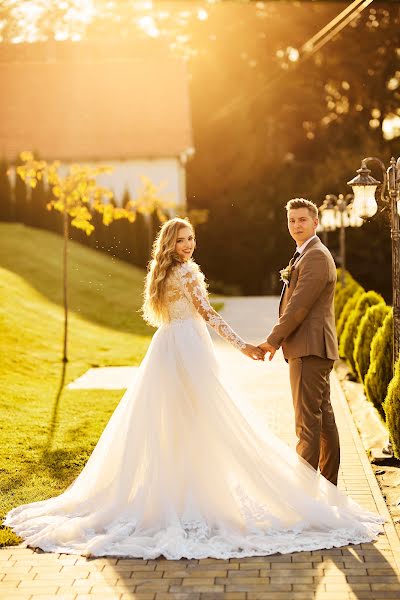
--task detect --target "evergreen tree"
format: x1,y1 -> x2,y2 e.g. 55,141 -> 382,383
0,159 -> 13,222
116,188 -> 135,263
14,158 -> 28,224
131,211 -> 150,269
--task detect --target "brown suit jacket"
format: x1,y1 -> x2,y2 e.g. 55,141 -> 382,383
267,237 -> 339,361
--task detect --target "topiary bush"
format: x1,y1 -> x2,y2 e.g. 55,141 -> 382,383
335,269 -> 354,297
365,309 -> 393,420
354,302 -> 390,383
335,279 -> 360,323
383,356 -> 400,459
337,287 -> 364,342
340,291 -> 385,378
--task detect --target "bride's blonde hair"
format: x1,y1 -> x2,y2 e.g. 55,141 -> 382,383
142,217 -> 195,327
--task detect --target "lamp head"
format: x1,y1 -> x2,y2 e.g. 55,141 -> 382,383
319,196 -> 337,231
347,163 -> 380,219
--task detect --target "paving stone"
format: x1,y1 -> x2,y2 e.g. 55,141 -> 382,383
120,595 -> 154,600
0,593 -> 32,600
180,579 -> 216,586
155,595 -> 199,600
30,596 -> 76,600
136,581 -> 178,591
169,587 -> 224,594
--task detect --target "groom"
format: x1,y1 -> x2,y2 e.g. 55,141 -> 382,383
259,198 -> 340,486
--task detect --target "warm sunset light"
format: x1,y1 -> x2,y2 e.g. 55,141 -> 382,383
1,1 -> 400,595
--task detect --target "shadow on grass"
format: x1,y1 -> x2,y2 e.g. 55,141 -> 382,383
40,362 -> 94,481
42,361 -> 67,454
2,364 -> 93,516
0,224 -> 152,336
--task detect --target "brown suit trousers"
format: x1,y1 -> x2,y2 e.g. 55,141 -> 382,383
289,355 -> 340,485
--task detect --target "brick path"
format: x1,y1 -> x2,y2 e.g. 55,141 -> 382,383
1,297 -> 400,600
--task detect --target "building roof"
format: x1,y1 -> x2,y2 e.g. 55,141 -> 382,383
0,41 -> 193,162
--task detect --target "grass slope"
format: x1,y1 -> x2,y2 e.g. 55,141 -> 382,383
0,224 -> 153,546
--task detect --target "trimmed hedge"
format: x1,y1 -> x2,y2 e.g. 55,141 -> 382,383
335,278 -> 361,324
365,309 -> 393,420
337,287 -> 364,342
384,356 -> 400,459
335,269 -> 355,297
354,303 -> 390,383
340,291 -> 384,377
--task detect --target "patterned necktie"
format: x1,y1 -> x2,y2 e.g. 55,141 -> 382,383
290,251 -> 300,265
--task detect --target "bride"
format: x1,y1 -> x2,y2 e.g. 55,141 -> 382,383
5,217 -> 384,559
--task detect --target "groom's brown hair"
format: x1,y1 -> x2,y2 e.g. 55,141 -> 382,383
285,198 -> 318,219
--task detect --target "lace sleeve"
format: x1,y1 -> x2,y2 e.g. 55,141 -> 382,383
179,262 -> 246,350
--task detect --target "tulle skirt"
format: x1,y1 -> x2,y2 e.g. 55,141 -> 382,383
5,317 -> 384,559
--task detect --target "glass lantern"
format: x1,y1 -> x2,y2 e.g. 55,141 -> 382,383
320,207 -> 337,231
347,163 -> 380,219
351,185 -> 378,218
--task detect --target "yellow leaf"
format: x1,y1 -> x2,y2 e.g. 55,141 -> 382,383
20,150 -> 33,162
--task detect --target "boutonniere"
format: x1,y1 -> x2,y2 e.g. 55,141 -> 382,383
279,264 -> 293,286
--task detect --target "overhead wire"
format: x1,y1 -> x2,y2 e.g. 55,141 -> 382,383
209,0 -> 375,123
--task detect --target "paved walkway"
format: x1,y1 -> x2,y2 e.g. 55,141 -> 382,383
2,297 -> 400,600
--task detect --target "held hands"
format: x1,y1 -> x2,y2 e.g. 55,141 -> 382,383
257,341 -> 277,361
241,343 -> 265,361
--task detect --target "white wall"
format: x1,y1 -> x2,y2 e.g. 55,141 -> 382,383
74,158 -> 186,207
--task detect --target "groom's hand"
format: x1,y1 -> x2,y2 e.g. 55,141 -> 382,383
258,341 -> 277,361
241,344 -> 265,361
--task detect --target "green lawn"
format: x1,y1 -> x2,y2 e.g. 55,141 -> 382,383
0,224 -> 224,547
0,223 -> 154,546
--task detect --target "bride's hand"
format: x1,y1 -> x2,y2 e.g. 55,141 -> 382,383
241,344 -> 265,361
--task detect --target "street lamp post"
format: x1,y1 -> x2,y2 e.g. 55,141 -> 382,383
319,193 -> 363,286
347,156 -> 400,366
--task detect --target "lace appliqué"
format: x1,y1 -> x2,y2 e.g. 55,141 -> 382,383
177,261 -> 246,350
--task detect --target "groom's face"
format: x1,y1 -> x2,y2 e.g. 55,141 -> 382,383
287,208 -> 318,246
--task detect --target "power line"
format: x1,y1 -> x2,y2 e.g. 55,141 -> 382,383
209,0 -> 375,124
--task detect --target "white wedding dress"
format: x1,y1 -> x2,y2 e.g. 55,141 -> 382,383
5,261 -> 384,559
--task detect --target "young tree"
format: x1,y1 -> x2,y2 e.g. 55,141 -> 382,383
14,152 -> 136,363
12,153 -> 209,363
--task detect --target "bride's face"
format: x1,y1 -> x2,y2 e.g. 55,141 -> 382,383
175,226 -> 195,261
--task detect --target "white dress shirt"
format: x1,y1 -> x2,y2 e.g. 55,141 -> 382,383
296,234 -> 318,255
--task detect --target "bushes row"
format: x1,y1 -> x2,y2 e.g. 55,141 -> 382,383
384,357 -> 400,458
339,290 -> 384,377
335,270 -> 399,456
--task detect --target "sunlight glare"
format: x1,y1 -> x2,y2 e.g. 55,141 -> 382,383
287,47 -> 299,62
137,15 -> 160,38
197,9 -> 208,21
382,114 -> 400,141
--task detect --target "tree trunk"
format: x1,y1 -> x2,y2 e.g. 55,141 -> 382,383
63,208 -> 69,363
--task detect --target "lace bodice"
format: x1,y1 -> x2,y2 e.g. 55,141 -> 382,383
164,261 -> 246,350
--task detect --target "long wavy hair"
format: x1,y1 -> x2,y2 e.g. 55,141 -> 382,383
142,217 -> 195,327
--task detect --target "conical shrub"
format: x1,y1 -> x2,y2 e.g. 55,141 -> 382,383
335,278 -> 360,323
340,291 -> 384,378
337,287 -> 364,342
354,303 -> 390,383
383,355 -> 400,459
365,309 -> 393,420
335,269 -> 355,298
